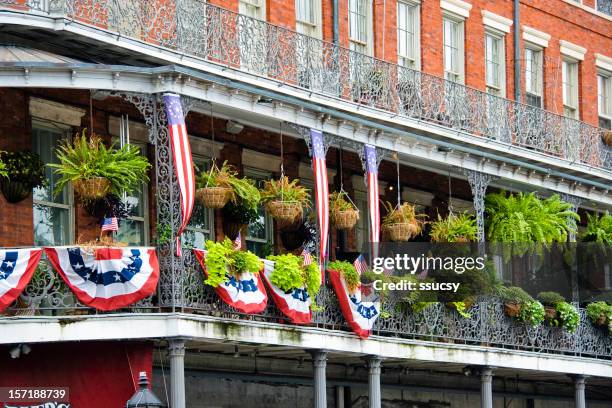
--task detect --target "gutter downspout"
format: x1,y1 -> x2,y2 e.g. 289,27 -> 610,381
333,0 -> 339,44
514,0 -> 521,102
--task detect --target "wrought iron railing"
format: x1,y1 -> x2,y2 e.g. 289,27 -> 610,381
0,0 -> 610,170
5,257 -> 612,359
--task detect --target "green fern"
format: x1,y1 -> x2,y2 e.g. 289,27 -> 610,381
581,212 -> 612,243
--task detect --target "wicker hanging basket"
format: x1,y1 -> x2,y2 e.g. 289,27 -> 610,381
384,222 -> 418,242
602,131 -> 612,146
266,200 -> 303,223
333,209 -> 360,230
196,186 -> 232,209
73,177 -> 111,200
504,302 -> 521,317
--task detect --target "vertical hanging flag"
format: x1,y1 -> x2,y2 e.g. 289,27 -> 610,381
164,93 -> 195,256
310,129 -> 329,272
364,145 -> 380,254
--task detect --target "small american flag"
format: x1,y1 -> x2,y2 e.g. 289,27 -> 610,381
101,217 -> 118,232
301,248 -> 312,266
233,231 -> 242,250
354,254 -> 368,275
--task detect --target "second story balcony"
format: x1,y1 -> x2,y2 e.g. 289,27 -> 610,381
0,0 -> 610,175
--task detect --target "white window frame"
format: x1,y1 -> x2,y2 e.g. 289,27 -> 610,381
443,14 -> 465,84
244,167 -> 274,253
562,58 -> 580,119
484,29 -> 506,97
349,0 -> 374,55
239,0 -> 266,19
397,0 -> 420,70
598,71 -> 612,129
295,0 -> 322,39
524,43 -> 544,108
31,120 -> 74,246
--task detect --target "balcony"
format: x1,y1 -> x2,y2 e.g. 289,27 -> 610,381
0,0 -> 610,172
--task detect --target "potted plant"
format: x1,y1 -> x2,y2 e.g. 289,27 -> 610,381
260,176 -> 310,224
517,298 -> 545,327
586,301 -> 611,327
81,193 -> 132,224
429,212 -> 478,243
279,219 -> 316,252
602,130 -> 612,147
381,201 -> 426,242
500,286 -> 533,318
553,301 -> 580,333
327,260 -> 360,294
536,291 -> 566,320
266,253 -> 321,300
329,191 -> 359,230
203,238 -> 262,288
52,132 -> 150,201
195,161 -> 237,209
0,150 -> 46,203
580,212 -> 612,243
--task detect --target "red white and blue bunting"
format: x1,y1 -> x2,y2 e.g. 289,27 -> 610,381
193,249 -> 268,314
328,269 -> 381,339
44,247 -> 159,311
260,259 -> 312,324
0,248 -> 43,311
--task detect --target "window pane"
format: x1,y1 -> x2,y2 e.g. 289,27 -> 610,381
116,219 -> 145,246
33,203 -> 69,246
32,128 -> 68,205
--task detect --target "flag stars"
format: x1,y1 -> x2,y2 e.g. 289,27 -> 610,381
114,274 -> 121,282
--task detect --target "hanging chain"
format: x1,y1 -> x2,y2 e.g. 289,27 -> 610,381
280,122 -> 285,200
396,152 -> 401,207
448,169 -> 453,214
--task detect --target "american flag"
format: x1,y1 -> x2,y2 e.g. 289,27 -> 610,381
233,231 -> 242,250
364,145 -> 380,253
164,94 -> 195,257
310,129 -> 329,278
301,248 -> 312,266
101,217 -> 118,232
354,254 -> 368,275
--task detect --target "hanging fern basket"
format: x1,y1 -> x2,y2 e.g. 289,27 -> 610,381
266,200 -> 303,223
333,209 -> 359,230
1,180 -> 31,203
73,177 -> 111,200
384,222 -> 418,242
196,186 -> 232,209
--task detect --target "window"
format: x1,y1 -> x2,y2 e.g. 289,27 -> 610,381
245,168 -> 273,257
443,16 -> 464,83
397,0 -> 420,69
239,0 -> 265,18
562,59 -> 579,119
182,157 -> 215,249
32,123 -> 72,246
349,0 -> 373,55
354,190 -> 368,252
485,32 -> 505,96
296,0 -> 322,38
525,46 -> 543,108
598,72 -> 612,129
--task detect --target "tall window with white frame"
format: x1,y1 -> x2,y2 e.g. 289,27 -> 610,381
245,168 -> 273,257
116,142 -> 149,246
443,15 -> 464,83
485,31 -> 505,97
295,0 -> 322,38
562,59 -> 579,119
349,0 -> 373,55
525,45 -> 544,108
397,0 -> 420,70
182,156 -> 214,249
598,71 -> 612,129
32,123 -> 72,246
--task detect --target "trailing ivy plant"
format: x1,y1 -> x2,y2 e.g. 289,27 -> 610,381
580,212 -> 612,243
586,301 -> 611,326
328,260 -> 360,293
267,253 -> 321,298
517,300 -> 545,327
51,133 -> 150,197
203,238 -> 262,288
429,212 -> 478,243
553,301 -> 580,333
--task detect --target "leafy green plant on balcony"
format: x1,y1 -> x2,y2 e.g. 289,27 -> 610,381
429,212 -> 478,243
196,161 -> 261,212
0,150 -> 46,203
500,286 -> 545,327
267,253 -> 321,299
51,132 -> 150,201
580,212 -> 612,243
260,176 -> 310,224
517,299 -> 545,327
552,301 -> 580,333
328,260 -> 360,293
203,238 -> 262,288
586,301 -> 611,328
485,192 -> 579,257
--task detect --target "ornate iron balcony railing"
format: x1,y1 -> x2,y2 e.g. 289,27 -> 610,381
5,256 -> 612,359
1,0 -> 610,170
